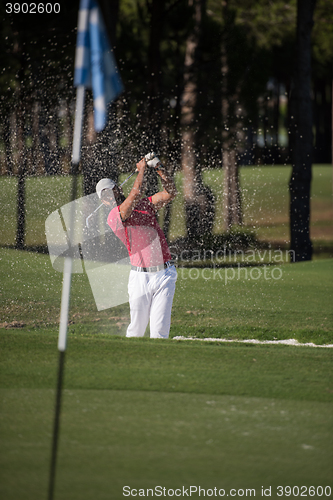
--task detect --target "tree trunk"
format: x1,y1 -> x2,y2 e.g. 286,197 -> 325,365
15,102 -> 26,250
82,101 -> 99,196
31,100 -> 41,175
289,0 -> 316,262
221,0 -> 242,230
15,47 -> 27,250
223,149 -> 242,228
181,0 -> 212,240
3,113 -> 14,175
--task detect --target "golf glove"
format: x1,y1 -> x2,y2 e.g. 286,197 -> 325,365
145,152 -> 162,169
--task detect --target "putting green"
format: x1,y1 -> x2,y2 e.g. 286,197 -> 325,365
1,388 -> 332,500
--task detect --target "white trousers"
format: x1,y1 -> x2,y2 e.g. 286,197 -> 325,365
126,265 -> 177,339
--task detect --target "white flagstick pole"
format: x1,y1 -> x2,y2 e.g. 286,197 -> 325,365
48,84 -> 85,500
58,84 -> 85,351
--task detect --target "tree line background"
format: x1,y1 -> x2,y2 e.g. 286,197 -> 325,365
0,0 -> 332,260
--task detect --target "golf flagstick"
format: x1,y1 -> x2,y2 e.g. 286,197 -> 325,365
48,0 -> 124,494
48,85 -> 85,500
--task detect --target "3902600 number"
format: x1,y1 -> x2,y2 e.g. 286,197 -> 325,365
5,3 -> 60,14
277,486 -> 332,497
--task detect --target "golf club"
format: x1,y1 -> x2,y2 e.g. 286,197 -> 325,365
120,169 -> 137,187
86,203 -> 104,228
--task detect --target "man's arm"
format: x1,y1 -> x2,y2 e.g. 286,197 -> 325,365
118,158 -> 146,220
150,163 -> 177,210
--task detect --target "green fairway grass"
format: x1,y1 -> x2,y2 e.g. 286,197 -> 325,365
0,333 -> 333,500
1,390 -> 332,500
0,165 -> 332,251
1,332 -> 332,401
172,259 -> 333,344
1,248 -> 332,344
1,247 -> 333,499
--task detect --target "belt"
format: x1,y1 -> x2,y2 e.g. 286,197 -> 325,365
131,261 -> 172,273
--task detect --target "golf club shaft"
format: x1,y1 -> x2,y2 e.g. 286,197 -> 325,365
120,169 -> 137,187
86,203 -> 104,227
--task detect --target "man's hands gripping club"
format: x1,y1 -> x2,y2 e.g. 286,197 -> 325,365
121,154 -> 177,219
100,153 -> 177,221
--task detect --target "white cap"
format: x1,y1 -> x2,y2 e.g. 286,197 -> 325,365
96,178 -> 117,199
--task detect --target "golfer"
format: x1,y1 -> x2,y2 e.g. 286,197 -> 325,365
96,156 -> 177,339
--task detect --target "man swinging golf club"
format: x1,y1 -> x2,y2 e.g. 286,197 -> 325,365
96,153 -> 177,339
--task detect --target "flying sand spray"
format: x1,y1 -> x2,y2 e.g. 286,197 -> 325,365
85,152 -> 161,227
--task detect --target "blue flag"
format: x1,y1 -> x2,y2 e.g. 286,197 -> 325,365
74,0 -> 124,132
